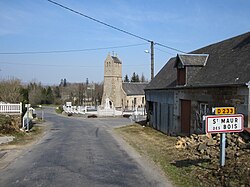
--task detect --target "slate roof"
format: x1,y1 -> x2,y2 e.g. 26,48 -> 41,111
146,31 -> 250,90
122,82 -> 148,96
111,56 -> 122,64
175,54 -> 209,67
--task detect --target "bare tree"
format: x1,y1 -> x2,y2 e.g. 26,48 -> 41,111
77,83 -> 84,105
28,82 -> 43,105
0,79 -> 22,103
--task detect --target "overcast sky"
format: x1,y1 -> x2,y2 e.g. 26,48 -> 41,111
0,0 -> 250,85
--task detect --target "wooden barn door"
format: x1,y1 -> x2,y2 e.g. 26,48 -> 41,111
181,100 -> 191,135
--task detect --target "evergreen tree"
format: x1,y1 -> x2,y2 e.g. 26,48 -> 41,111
124,74 -> 129,82
140,73 -> 146,82
131,72 -> 140,82
20,87 -> 29,104
41,88 -> 47,104
46,86 -> 54,104
131,72 -> 136,82
135,74 -> 140,82
54,86 -> 61,98
63,78 -> 67,87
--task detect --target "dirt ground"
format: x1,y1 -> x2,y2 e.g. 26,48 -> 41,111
0,124 -> 46,170
115,124 -> 250,187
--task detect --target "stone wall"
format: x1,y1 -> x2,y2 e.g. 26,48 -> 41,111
175,86 -> 249,134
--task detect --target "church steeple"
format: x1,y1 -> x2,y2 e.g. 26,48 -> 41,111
102,53 -> 123,108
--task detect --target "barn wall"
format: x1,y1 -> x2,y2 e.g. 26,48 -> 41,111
146,90 -> 174,135
146,85 -> 249,136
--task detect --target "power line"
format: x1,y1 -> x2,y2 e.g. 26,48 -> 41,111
47,0 -> 186,54
155,47 -> 175,55
0,43 -> 147,55
155,42 -> 186,54
47,0 -> 151,43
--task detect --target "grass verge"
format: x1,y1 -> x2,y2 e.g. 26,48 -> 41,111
115,124 -> 211,187
5,125 -> 45,146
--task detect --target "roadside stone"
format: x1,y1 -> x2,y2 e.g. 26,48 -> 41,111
226,133 -> 232,139
191,134 -> 198,140
240,143 -> 250,149
175,138 -> 187,149
197,143 -> 207,153
235,152 -> 241,157
198,135 -> 207,141
202,155 -> 210,160
237,136 -> 245,145
206,133 -> 212,139
206,139 -> 217,146
0,136 -> 15,145
227,138 -> 232,146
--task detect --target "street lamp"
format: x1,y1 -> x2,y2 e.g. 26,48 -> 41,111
144,41 -> 154,80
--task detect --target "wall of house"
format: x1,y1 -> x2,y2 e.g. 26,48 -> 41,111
123,95 -> 145,110
174,86 -> 249,135
146,90 -> 174,135
146,85 -> 249,136
174,89 -> 212,135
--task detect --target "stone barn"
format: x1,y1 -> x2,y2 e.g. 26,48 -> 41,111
145,32 -> 250,135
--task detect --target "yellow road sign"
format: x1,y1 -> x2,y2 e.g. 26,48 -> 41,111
213,107 -> 235,115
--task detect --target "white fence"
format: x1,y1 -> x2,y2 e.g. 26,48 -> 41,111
0,102 -> 22,114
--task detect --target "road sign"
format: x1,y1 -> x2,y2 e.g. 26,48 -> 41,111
212,107 -> 235,115
206,114 -> 244,133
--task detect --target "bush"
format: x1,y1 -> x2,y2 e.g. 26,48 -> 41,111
55,106 -> 64,114
0,115 -> 17,134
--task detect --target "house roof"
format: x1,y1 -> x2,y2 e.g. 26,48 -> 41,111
146,58 -> 177,90
146,31 -> 250,90
175,54 -> 209,67
122,82 -> 148,96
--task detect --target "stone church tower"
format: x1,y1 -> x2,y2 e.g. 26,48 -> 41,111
102,53 -> 123,108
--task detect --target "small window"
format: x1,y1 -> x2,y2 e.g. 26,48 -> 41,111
142,97 -> 144,104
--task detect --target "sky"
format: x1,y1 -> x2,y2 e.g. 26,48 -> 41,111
0,0 -> 250,85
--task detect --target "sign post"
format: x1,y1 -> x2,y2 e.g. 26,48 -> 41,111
220,133 -> 226,166
205,114 -> 244,166
25,104 -> 31,131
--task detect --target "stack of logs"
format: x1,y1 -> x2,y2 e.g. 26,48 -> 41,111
175,131 -> 250,159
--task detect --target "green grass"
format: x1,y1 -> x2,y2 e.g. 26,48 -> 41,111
115,124 -> 207,187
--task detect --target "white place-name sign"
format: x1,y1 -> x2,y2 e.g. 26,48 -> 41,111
206,114 -> 244,133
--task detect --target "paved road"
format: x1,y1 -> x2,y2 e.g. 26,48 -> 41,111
0,107 -> 171,187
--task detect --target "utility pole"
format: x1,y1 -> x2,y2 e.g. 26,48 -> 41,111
150,41 -> 154,80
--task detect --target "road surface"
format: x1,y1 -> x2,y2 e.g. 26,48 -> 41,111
0,107 -> 172,187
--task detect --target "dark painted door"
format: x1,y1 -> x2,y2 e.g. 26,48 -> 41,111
181,100 -> 191,135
